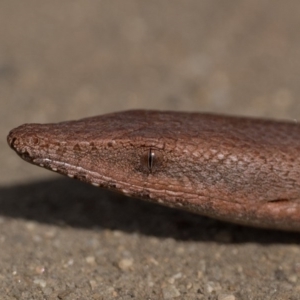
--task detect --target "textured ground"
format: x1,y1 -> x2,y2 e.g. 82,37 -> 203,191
2,1 -> 300,299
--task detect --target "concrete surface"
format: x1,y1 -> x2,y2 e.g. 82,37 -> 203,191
1,1 -> 300,299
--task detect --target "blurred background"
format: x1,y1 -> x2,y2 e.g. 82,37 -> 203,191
2,1 -> 300,298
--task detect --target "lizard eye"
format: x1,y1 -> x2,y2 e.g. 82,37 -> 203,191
148,149 -> 155,171
140,148 -> 163,173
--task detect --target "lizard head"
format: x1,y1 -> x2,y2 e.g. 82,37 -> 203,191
7,110 -> 196,205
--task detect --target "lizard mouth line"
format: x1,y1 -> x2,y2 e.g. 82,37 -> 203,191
31,157 -> 206,196
31,158 -> 256,207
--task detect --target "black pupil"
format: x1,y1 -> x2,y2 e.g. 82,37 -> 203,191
148,149 -> 155,171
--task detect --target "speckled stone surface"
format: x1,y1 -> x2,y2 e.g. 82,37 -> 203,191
2,1 -> 300,299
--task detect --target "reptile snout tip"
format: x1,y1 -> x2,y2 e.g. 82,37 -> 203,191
7,128 -> 19,151
7,124 -> 33,156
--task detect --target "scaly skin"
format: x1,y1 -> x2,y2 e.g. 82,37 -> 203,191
7,110 -> 300,231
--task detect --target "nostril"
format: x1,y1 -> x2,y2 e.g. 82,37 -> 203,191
7,133 -> 17,149
11,137 -> 17,147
